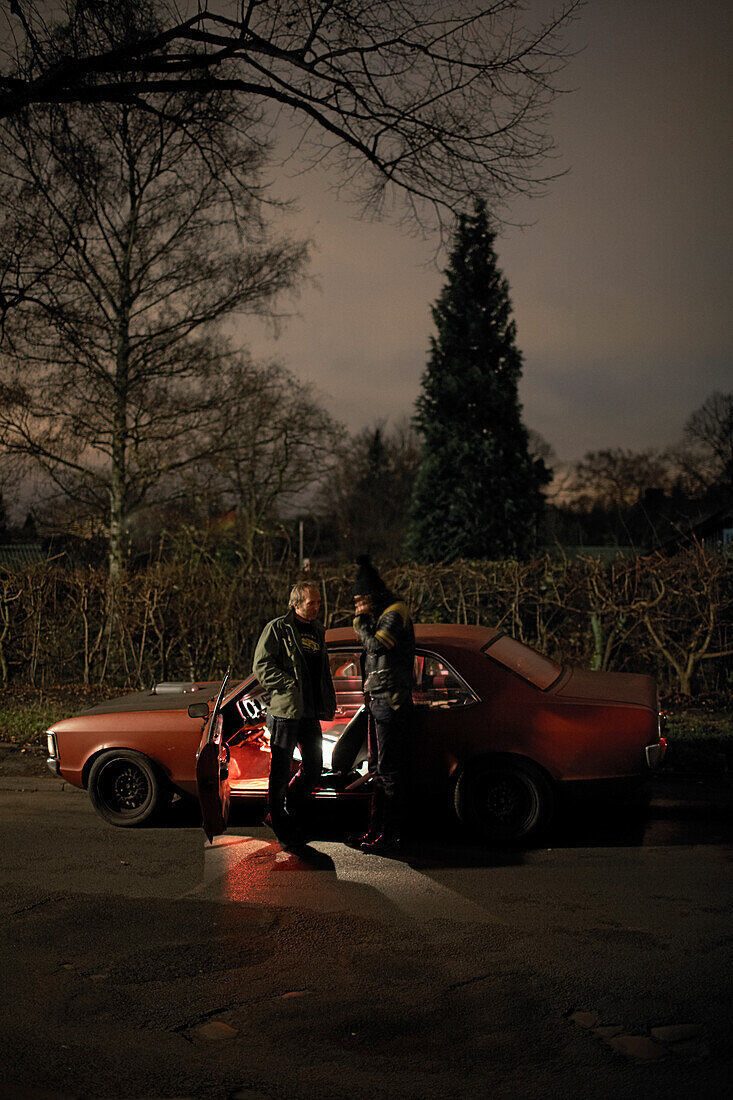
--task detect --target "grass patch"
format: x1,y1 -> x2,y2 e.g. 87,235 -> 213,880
0,705 -> 71,748
0,686 -> 122,752
664,711 -> 733,740
662,710 -> 733,774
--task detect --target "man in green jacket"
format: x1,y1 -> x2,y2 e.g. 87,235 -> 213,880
253,580 -> 336,850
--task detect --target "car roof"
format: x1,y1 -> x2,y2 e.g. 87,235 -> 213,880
326,623 -> 501,649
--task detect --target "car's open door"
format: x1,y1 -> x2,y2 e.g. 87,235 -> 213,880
195,668 -> 231,843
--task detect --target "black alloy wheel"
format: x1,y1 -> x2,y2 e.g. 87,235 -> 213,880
88,749 -> 163,827
454,758 -> 552,844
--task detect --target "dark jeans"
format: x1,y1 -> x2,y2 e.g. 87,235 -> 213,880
368,695 -> 412,838
267,715 -> 322,840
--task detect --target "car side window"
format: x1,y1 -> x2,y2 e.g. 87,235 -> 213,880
412,653 -> 477,708
329,649 -> 363,708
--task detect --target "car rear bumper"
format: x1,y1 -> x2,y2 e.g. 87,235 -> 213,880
645,736 -> 667,769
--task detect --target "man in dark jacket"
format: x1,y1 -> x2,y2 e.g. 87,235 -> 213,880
253,581 -> 336,850
350,555 -> 415,854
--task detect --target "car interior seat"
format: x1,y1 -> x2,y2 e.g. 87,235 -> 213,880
331,705 -> 368,774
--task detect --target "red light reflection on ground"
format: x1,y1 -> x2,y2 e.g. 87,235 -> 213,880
221,845 -> 313,904
204,835 -> 332,905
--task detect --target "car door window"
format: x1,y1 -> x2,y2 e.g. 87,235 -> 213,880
412,653 -> 477,708
329,649 -> 363,709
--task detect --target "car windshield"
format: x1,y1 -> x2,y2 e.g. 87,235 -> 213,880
483,635 -> 562,690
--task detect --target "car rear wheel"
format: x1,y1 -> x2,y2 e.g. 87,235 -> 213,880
88,750 -> 166,827
454,758 -> 552,844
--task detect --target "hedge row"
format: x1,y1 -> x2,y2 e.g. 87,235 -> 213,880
1,547 -> 731,697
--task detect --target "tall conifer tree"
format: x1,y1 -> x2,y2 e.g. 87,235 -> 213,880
407,200 -> 549,561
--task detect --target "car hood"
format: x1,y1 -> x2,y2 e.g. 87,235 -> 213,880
553,668 -> 657,710
80,684 -> 222,715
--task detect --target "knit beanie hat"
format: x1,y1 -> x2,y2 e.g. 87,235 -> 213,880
352,554 -> 386,598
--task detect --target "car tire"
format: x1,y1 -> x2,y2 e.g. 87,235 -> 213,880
88,750 -> 165,827
454,757 -> 553,844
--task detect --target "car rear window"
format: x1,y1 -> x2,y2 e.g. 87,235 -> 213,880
483,635 -> 562,690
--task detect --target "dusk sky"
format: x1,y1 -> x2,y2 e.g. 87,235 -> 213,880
244,0 -> 731,464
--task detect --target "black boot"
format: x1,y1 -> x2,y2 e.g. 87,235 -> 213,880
360,789 -> 401,854
360,832 -> 401,855
345,786 -> 383,849
344,829 -> 377,849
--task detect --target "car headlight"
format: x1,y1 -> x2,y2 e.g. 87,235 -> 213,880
47,731 -> 58,758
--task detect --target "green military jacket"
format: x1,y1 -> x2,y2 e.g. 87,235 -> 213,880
252,608 -> 336,721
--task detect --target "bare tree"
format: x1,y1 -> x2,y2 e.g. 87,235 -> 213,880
0,0 -> 582,228
194,355 -> 345,567
527,429 -> 556,468
319,418 -> 421,560
682,391 -> 733,492
638,546 -> 733,696
0,90 -> 307,574
566,448 -> 674,512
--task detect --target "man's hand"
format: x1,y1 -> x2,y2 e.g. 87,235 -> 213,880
354,595 -> 373,616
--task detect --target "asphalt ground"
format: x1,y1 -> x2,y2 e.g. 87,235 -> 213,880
0,761 -> 730,1100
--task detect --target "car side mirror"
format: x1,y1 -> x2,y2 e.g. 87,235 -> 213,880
188,702 -> 210,719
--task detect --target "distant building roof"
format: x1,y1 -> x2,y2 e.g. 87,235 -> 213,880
656,504 -> 733,556
0,541 -> 46,567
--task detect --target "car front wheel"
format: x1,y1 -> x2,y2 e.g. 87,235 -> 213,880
454,758 -> 552,844
88,750 -> 166,827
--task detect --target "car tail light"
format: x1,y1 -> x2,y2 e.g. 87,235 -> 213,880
47,731 -> 58,758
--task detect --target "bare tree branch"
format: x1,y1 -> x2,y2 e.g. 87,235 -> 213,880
0,1 -> 583,225
0,86 -> 310,573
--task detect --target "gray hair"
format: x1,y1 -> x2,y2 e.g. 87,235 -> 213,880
288,580 -> 319,608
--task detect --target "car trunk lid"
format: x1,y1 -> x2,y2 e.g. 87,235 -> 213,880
553,668 -> 657,710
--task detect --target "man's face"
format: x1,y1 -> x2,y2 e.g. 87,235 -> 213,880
294,587 -> 321,621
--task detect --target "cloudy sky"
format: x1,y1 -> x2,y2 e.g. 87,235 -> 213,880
242,1 -> 731,463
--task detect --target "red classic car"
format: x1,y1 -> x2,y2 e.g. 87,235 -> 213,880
45,624 -> 666,843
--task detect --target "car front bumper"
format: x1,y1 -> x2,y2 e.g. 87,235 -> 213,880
46,757 -> 60,776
